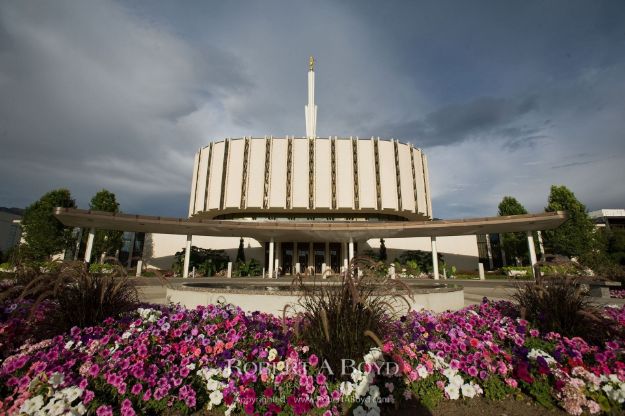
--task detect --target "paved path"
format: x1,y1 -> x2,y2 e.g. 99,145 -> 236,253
132,277 -> 625,308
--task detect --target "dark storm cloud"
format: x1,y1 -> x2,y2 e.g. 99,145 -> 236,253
376,95 -> 540,148
1,0 -> 624,219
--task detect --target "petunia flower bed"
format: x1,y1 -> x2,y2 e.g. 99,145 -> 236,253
1,300 -> 624,415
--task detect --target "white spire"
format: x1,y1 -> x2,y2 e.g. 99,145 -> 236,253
305,56 -> 317,138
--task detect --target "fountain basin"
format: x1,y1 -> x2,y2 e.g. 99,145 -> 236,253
166,281 -> 464,314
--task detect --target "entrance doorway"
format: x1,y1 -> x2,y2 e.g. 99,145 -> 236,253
313,243 -> 325,273
281,242 -> 294,274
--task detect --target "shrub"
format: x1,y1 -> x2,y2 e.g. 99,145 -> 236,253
1,261 -> 139,341
289,256 -> 412,379
512,276 -> 623,344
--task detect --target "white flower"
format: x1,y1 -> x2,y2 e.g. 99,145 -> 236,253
527,349 -> 556,366
209,390 -> 223,406
224,403 -> 236,416
206,379 -> 221,391
449,374 -> 464,387
276,361 -> 285,371
44,399 -> 66,416
461,383 -> 477,398
64,341 -> 74,350
368,385 -> 380,400
353,406 -> 367,416
356,379 -> 369,397
340,381 -> 354,396
351,369 -> 363,383
71,403 -> 87,415
20,395 -> 44,414
364,353 -> 374,364
416,364 -> 429,379
366,408 -> 380,416
268,348 -> 278,361
186,363 -> 196,370
442,368 -> 456,380
49,372 -> 64,388
445,383 -> 460,400
221,366 -> 232,378
122,331 -> 132,340
62,386 -> 83,403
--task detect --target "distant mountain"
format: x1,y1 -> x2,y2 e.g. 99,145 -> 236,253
0,207 -> 24,216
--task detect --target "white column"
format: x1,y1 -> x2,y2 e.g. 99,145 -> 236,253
527,231 -> 538,277
431,236 -> 439,280
348,237 -> 354,262
127,232 -> 136,268
183,235 -> 192,278
325,241 -> 330,271
84,228 -> 95,263
268,238 -> 274,279
537,231 -> 545,261
485,233 -> 494,270
305,57 -> 317,138
343,242 -> 348,270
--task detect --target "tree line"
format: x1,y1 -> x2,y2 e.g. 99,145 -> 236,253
498,185 -> 625,275
6,189 -> 123,263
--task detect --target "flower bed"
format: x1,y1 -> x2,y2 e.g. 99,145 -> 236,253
610,289 -> 625,299
1,300 -> 624,415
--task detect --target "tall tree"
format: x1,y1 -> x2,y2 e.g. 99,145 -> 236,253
497,196 -> 529,265
89,190 -> 123,261
543,185 -> 598,260
379,239 -> 387,261
21,189 -> 77,260
236,237 -> 246,263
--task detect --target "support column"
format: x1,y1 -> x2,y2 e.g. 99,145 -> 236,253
84,228 -> 95,264
348,237 -> 354,262
537,231 -> 545,261
268,238 -> 275,279
527,231 -> 538,277
485,233 -> 494,270
325,242 -> 330,273
183,234 -> 192,278
294,242 -> 299,274
343,242 -> 348,271
127,232 -> 136,268
431,236 -> 439,280
309,242 -> 314,271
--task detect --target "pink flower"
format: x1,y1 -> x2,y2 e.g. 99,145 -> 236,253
308,354 -> 319,367
96,405 -> 113,416
316,395 -> 330,408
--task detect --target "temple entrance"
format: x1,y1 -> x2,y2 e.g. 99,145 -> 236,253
281,242 -> 294,274
313,242 -> 325,273
329,242 -> 341,272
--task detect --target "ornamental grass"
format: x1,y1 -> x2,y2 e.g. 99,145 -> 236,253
287,256 -> 413,379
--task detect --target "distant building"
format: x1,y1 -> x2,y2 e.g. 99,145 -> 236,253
589,209 -> 625,230
0,210 -> 22,257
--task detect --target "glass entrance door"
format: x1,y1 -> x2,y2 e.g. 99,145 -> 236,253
313,243 -> 325,274
281,242 -> 294,275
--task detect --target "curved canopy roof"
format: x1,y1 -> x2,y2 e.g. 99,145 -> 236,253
54,207 -> 567,242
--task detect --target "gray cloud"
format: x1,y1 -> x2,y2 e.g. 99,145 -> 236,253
1,0 -> 624,221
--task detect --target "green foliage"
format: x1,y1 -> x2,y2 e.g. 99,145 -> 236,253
606,229 -> 625,266
396,250 -> 434,273
483,376 -> 515,401
409,375 -> 444,409
498,196 -> 530,265
524,378 -> 555,409
235,237 -> 246,263
21,189 -> 77,261
235,258 -> 262,277
379,239 -> 387,261
88,190 -> 123,261
543,185 -> 598,260
173,246 -> 230,276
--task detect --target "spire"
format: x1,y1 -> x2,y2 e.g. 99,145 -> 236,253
305,56 -> 317,138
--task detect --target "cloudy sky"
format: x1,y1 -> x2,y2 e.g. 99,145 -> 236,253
1,0 -> 624,219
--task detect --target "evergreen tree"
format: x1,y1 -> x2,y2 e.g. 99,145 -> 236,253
543,185 -> 598,260
89,190 -> 123,261
497,196 -> 529,265
21,189 -> 77,260
236,237 -> 246,263
379,239 -> 387,261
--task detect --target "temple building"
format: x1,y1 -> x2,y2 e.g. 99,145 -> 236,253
55,58 -> 566,277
